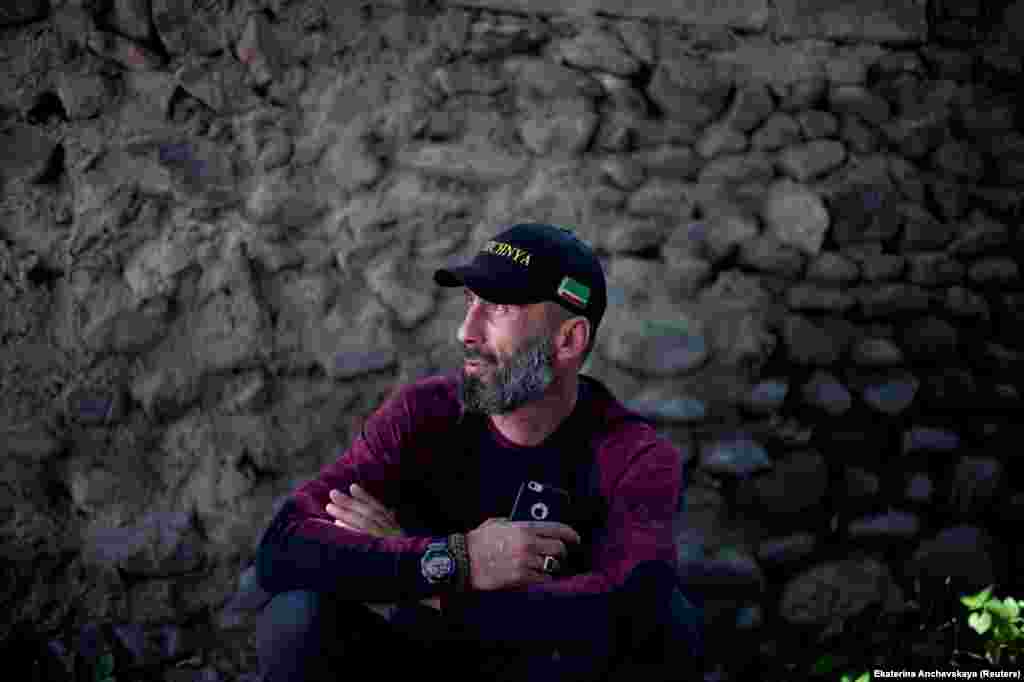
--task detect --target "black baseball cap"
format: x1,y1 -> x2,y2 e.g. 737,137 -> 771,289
434,222 -> 607,333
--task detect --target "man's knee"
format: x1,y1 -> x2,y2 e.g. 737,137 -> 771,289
617,561 -> 704,663
258,591 -> 325,644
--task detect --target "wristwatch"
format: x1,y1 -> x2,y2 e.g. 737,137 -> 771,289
420,539 -> 456,585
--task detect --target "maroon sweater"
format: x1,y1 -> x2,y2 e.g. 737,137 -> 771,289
256,373 -> 686,644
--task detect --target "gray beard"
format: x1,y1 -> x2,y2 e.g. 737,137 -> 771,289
457,334 -> 556,415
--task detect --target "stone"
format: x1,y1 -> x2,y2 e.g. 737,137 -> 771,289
615,21 -> 655,64
0,0 -> 48,26
603,217 -> 672,254
931,141 -> 985,180
737,236 -> 805,278
626,178 -> 697,219
786,284 -> 855,313
862,372 -> 919,415
949,214 -> 1010,257
761,180 -> 830,255
758,533 -> 816,566
626,392 -> 706,423
175,57 -> 249,114
927,179 -> 970,228
56,72 -> 113,120
781,77 -> 828,111
889,156 -> 925,202
700,434 -> 771,477
647,59 -> 730,125
0,423 -> 62,462
605,313 -> 709,376
806,252 -> 858,284
851,337 -> 903,367
828,186 -> 901,245
738,450 -> 827,515
696,123 -> 748,159
504,57 -> 600,99
434,60 -> 506,96
906,252 -> 965,286
902,316 -> 958,359
853,251 -> 905,282
108,0 -> 152,42
633,146 -> 701,179
752,113 -> 801,151
777,140 -> 847,182
796,110 -> 838,140
599,157 -> 645,190
801,371 -> 852,415
245,170 -> 326,229
951,457 -> 1004,518
0,124 -> 58,186
857,284 -> 932,317
903,427 -> 960,455
365,256 -> 435,329
829,86 -> 891,126
773,0 -> 927,41
845,467 -> 881,499
554,27 -> 640,76
698,153 -> 775,185
848,512 -> 921,541
152,0 -> 224,56
969,258 -> 1020,286
944,286 -> 990,320
908,526 -> 996,590
237,13 -> 285,85
396,138 -> 529,183
702,205 -> 760,263
840,115 -> 880,154
82,512 -> 204,577
779,559 -> 904,631
906,473 -> 934,504
724,84 -> 775,132
781,314 -> 841,366
519,98 -> 599,156
745,380 -> 789,415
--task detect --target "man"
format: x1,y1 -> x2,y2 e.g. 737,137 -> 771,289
254,223 -> 703,681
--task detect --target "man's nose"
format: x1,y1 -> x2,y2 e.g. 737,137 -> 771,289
457,297 -> 487,348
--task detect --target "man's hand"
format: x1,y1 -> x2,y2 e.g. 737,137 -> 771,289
326,484 -> 441,611
466,518 -> 581,591
327,484 -> 404,537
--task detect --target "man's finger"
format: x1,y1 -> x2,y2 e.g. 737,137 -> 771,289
522,521 -> 581,544
328,503 -> 388,536
329,494 -> 389,527
529,537 -> 568,559
349,484 -> 398,522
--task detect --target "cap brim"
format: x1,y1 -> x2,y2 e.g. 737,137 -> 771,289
434,264 -> 545,305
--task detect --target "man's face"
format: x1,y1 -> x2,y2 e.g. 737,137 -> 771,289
456,289 -> 557,415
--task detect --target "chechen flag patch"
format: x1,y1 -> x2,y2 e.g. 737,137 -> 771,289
557,276 -> 590,308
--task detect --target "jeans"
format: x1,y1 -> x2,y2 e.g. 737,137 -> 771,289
256,561 -> 703,681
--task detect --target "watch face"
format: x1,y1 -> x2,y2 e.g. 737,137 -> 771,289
423,550 -> 454,582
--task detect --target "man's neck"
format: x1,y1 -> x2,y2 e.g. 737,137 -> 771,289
489,374 -> 580,447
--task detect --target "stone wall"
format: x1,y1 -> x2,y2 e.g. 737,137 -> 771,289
1,0 -> 1023,679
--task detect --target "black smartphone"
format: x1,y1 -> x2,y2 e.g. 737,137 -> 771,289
509,480 -> 572,523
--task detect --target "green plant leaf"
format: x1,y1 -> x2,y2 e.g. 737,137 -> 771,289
856,674 -> 871,682
962,585 -> 994,609
1003,597 -> 1020,620
970,610 -> 993,634
811,654 -> 838,674
985,599 -> 1015,621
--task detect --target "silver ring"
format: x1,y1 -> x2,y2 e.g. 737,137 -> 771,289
542,555 -> 560,574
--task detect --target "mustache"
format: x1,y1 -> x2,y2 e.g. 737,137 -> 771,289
461,347 -> 496,363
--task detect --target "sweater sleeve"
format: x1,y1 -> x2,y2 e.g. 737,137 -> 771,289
448,430 -> 685,646
254,381 -> 456,602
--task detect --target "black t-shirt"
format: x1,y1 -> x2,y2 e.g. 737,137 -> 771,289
474,381 -> 593,523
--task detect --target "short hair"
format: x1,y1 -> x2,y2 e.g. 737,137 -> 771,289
545,302 -> 595,366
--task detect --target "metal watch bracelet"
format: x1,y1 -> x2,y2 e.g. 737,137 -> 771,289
447,532 -> 470,592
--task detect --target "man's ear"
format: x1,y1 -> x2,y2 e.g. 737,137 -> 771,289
556,316 -> 590,362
